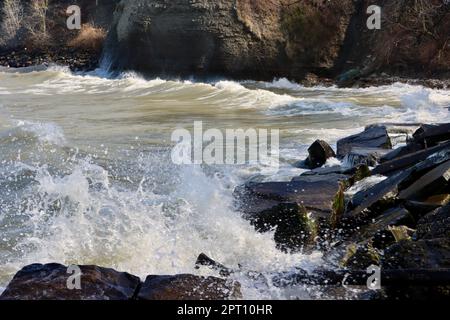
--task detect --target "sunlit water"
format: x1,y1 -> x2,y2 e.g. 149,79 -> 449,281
0,66 -> 449,299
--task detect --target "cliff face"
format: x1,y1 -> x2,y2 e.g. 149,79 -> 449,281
103,0 -> 355,79
104,0 -> 288,79
336,0 -> 450,79
1,0 -> 449,82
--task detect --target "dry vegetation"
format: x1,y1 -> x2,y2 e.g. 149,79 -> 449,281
25,0 -> 51,47
376,0 -> 450,73
68,24 -> 106,52
280,0 -> 352,67
0,0 -> 24,47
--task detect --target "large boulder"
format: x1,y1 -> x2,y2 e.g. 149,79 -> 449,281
0,263 -> 141,300
399,160 -> 450,200
381,238 -> 450,300
415,203 -> 450,240
245,202 -> 317,252
383,238 -> 450,270
138,274 -> 241,300
336,126 -> 391,159
413,123 -> 450,147
236,174 -> 347,214
304,140 -> 336,169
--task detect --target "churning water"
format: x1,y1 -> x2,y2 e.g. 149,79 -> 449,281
0,66 -> 449,298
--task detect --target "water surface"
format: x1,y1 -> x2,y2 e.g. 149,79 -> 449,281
0,67 -> 449,298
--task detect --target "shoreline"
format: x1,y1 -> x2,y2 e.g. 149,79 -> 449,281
1,48 -> 449,90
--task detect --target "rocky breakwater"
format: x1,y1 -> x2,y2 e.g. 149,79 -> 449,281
2,122 -> 450,300
234,122 -> 450,299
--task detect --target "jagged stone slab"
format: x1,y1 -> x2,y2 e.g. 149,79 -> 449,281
236,174 -> 347,213
348,149 -> 450,218
380,142 -> 424,163
399,160 -> 450,200
0,263 -> 141,300
355,206 -> 415,242
346,170 -> 411,218
372,141 -> 450,176
413,123 -> 450,146
336,126 -> 392,158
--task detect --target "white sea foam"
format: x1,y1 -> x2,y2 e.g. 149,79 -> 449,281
14,120 -> 66,145
0,154 -> 323,298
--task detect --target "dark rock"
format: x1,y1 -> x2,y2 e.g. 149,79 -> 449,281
341,243 -> 381,270
0,263 -> 141,300
348,147 -> 450,218
413,123 -> 450,147
195,254 -> 232,277
380,142 -> 424,163
424,194 -> 450,206
404,200 -> 441,219
372,141 -> 450,176
381,239 -> 450,300
304,140 -> 336,169
300,165 -> 344,176
137,274 -> 241,300
244,202 -> 317,252
415,203 -> 450,240
383,238 -> 450,270
345,170 -> 411,219
381,238 -> 450,300
355,207 -> 415,243
342,147 -> 390,167
336,126 -> 392,159
236,173 -> 347,214
399,160 -> 450,200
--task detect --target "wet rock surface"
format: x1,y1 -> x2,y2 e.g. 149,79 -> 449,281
303,140 -> 336,169
336,126 -> 392,158
0,264 -> 240,301
0,263 -> 141,300
416,204 -> 450,240
138,274 -> 241,300
244,202 -> 317,252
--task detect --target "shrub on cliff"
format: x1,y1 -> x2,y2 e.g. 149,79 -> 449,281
280,0 -> 353,72
374,0 -> 450,75
68,24 -> 106,52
